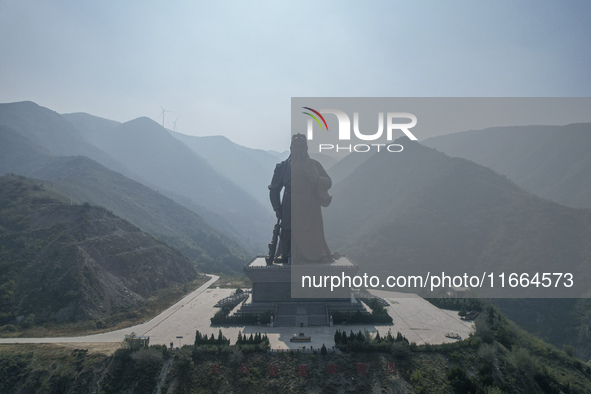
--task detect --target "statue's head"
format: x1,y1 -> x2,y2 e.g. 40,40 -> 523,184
290,133 -> 308,157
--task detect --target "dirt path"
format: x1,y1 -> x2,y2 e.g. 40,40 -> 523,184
154,357 -> 174,394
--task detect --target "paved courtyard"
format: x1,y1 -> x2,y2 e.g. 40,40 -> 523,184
0,275 -> 473,350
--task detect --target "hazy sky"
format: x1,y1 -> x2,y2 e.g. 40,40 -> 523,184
1,1 -> 590,151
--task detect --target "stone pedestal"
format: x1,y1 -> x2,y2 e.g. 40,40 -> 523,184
238,255 -> 368,326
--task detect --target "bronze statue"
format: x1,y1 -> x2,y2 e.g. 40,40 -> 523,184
267,133 -> 333,264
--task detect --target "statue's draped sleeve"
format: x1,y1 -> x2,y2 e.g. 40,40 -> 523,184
314,160 -> 332,207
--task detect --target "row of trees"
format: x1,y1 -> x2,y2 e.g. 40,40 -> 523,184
192,329 -> 270,362
194,329 -> 230,346
193,330 -> 269,346
236,331 -> 269,346
334,329 -> 408,345
334,329 -> 411,354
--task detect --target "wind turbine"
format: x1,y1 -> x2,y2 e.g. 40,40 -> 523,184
158,103 -> 172,128
172,116 -> 180,132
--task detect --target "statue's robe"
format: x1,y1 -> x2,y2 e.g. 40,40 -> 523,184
269,156 -> 332,263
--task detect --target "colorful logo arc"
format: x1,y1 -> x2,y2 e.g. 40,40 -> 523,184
302,107 -> 329,131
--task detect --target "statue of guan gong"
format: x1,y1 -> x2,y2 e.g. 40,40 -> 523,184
266,133 -> 333,265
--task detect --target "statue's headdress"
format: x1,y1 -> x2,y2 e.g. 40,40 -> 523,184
290,133 -> 308,157
291,133 -> 307,148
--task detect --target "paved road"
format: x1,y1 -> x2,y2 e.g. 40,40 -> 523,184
0,274 -> 221,346
0,275 -> 473,350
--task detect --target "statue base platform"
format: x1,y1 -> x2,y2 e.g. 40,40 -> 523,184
237,255 -> 368,327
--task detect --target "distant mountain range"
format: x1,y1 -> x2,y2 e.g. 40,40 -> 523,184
168,132 -> 339,206
3,100 -> 591,349
169,132 -> 280,207
326,150 -> 374,185
424,123 -> 591,209
0,175 -> 199,324
4,101 -> 591,284
62,111 -> 274,250
420,121 -> 591,356
0,121 -> 247,274
0,102 -> 274,254
325,139 -> 591,295
0,102 -> 127,175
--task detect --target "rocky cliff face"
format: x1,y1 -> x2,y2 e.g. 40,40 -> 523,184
0,175 -> 199,324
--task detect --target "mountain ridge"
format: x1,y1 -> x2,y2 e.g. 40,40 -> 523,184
325,139 -> 591,296
62,112 -> 273,250
424,123 -> 591,209
0,175 -> 200,324
0,122 -> 248,274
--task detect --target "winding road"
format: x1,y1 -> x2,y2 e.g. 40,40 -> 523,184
0,275 -> 473,350
0,274 -> 220,345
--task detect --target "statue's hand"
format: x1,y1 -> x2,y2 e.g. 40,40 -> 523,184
275,210 -> 282,220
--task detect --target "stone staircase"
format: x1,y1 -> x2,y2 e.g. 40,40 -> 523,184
275,303 -> 328,327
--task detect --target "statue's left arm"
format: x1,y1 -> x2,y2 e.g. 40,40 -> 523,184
314,161 -> 332,191
312,160 -> 332,207
269,161 -> 286,219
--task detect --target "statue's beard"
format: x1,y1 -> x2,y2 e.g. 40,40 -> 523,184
291,147 -> 309,164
